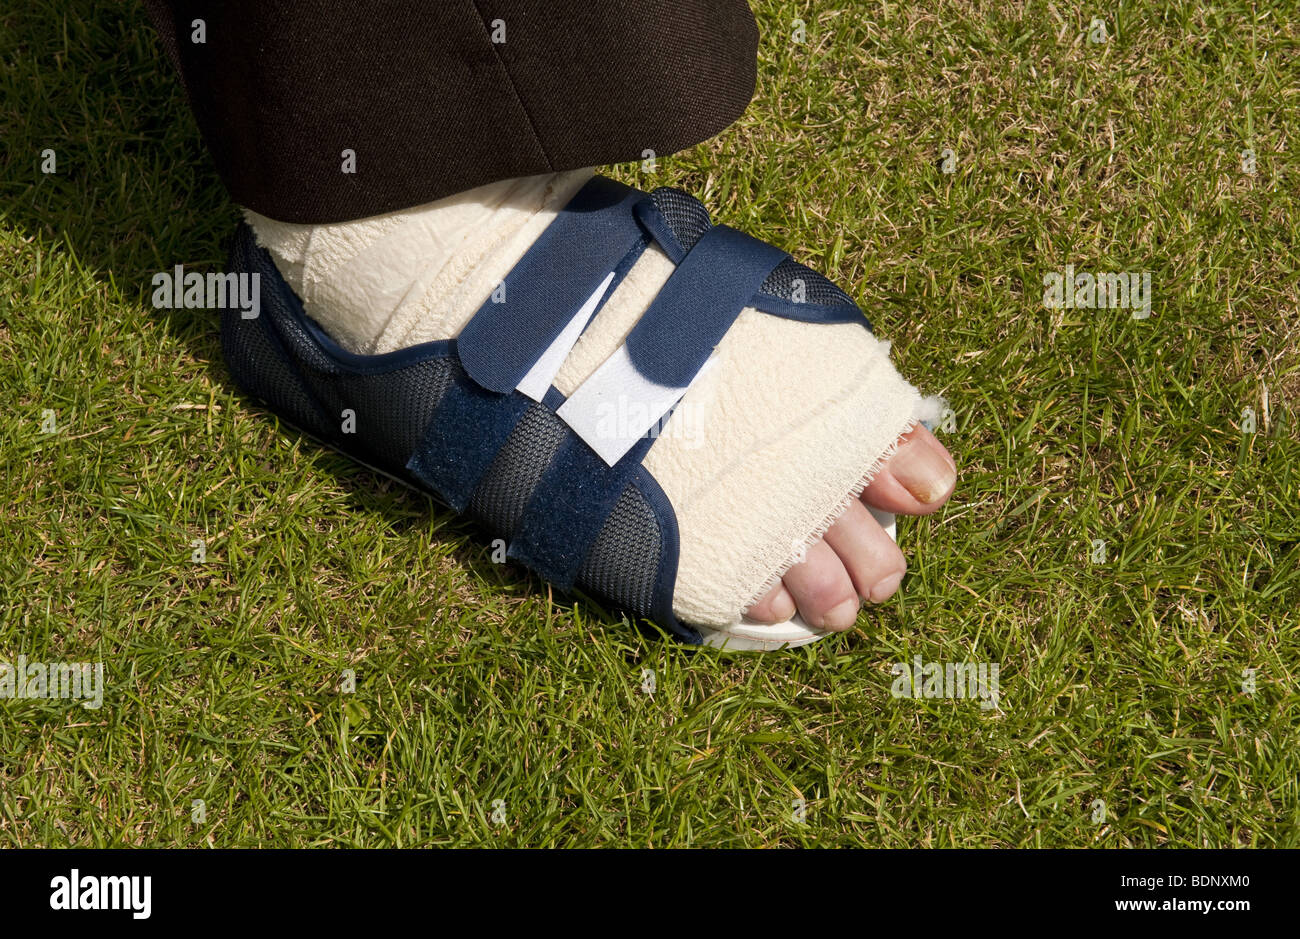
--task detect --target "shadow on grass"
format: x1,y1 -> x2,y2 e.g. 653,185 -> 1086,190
2,1 -> 231,345
1,1 -> 631,639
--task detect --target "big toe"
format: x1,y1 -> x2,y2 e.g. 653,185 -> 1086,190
861,424 -> 956,516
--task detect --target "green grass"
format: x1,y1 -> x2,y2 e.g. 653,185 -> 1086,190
1,0 -> 1297,847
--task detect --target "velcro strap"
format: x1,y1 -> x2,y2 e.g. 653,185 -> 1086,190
507,431 -> 657,589
624,224 -> 787,388
636,192 -> 868,327
456,176 -> 646,394
406,370 -> 530,512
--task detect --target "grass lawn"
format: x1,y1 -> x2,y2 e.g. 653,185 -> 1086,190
1,0 -> 1297,847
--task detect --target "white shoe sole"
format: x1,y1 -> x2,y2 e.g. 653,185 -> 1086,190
695,507 -> 897,651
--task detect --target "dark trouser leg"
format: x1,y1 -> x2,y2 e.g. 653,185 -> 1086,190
142,1 -> 759,223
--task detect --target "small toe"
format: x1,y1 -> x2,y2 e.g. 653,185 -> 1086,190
744,583 -> 798,623
822,498 -> 907,603
780,538 -> 861,630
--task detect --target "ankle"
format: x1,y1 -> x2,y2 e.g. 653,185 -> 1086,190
243,169 -> 594,354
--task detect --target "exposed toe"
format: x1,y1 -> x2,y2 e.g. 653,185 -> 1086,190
780,538 -> 861,630
861,424 -> 956,516
743,582 -> 798,623
822,498 -> 907,603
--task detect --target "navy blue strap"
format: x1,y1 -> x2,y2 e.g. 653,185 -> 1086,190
406,371 -> 530,512
633,197 -> 693,264
508,432 -> 656,590
634,195 -> 867,328
456,177 -> 647,394
624,224 -> 788,388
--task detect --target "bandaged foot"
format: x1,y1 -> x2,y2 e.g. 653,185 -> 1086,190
237,170 -> 956,647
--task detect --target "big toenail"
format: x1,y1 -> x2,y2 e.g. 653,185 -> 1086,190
869,571 -> 904,603
889,438 -> 956,504
824,598 -> 862,629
